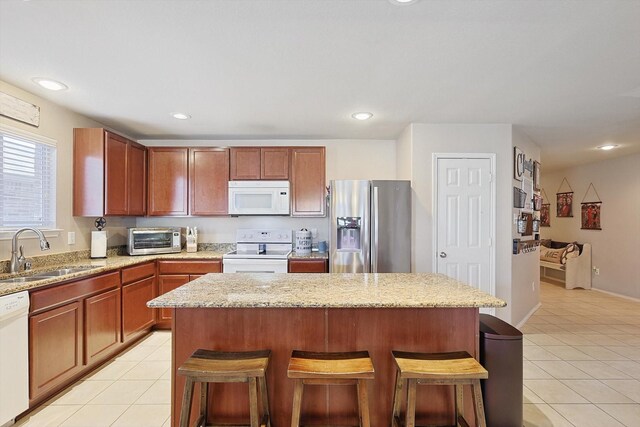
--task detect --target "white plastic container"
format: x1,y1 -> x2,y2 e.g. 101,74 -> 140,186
295,229 -> 312,255
186,227 -> 198,253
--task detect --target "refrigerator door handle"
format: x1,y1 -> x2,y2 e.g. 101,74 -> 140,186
371,186 -> 379,273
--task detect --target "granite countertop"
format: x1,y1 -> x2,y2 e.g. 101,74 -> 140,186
288,251 -> 329,260
0,250 -> 227,296
147,273 -> 506,309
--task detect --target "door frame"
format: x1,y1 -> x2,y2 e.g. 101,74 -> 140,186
432,153 -> 497,298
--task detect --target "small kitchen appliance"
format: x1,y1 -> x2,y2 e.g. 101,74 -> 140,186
90,217 -> 107,259
127,227 -> 181,255
223,229 -> 292,273
228,181 -> 290,216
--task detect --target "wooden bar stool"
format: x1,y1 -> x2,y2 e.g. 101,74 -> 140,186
178,349 -> 272,427
391,350 -> 488,427
287,350 -> 375,427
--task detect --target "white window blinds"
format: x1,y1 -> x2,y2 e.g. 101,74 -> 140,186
0,127 -> 56,228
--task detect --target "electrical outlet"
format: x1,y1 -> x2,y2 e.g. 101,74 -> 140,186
594,267 -> 600,276
67,231 -> 75,245
311,228 -> 318,238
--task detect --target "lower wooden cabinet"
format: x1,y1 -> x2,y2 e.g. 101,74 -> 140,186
85,288 -> 121,365
157,274 -> 190,328
288,258 -> 328,273
29,301 -> 83,401
122,276 -> 156,342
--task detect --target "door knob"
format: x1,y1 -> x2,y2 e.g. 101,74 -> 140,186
439,252 -> 447,258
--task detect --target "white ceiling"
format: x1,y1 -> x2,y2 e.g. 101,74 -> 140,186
1,0 -> 639,171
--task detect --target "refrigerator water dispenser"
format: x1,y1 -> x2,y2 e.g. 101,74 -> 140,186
336,217 -> 361,250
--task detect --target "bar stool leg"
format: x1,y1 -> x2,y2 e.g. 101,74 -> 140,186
471,380 -> 487,427
259,376 -> 271,427
455,384 -> 464,427
405,378 -> 417,427
249,377 -> 259,427
391,370 -> 403,427
290,379 -> 304,427
356,379 -> 371,427
197,382 -> 208,427
179,377 -> 195,427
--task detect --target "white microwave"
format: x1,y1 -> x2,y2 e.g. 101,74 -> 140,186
228,181 -> 290,215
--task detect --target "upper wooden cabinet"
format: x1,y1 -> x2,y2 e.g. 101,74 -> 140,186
147,147 -> 229,216
290,147 -> 326,217
230,147 -> 289,180
73,128 -> 147,216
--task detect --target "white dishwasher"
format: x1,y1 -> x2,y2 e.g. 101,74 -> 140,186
0,291 -> 29,426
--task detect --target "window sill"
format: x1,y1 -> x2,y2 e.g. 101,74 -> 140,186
0,229 -> 62,240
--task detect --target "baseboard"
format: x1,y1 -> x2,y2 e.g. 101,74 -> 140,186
516,302 -> 542,329
592,287 -> 640,303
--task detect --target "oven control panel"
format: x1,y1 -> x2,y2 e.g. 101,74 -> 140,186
236,229 -> 292,244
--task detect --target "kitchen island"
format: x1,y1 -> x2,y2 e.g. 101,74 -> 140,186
148,273 -> 505,427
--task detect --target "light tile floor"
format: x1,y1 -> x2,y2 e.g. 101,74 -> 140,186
15,331 -> 172,427
14,281 -> 640,426
523,282 -> 640,426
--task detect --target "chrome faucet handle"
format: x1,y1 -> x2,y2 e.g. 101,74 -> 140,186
24,260 -> 32,271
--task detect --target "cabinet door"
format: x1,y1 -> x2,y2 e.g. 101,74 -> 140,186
85,288 -> 121,365
104,132 -> 129,215
190,148 -> 230,215
290,147 -> 326,217
261,147 -> 289,179
157,275 -> 190,328
122,276 -> 156,342
127,142 -> 147,215
73,128 -> 105,217
230,147 -> 261,180
148,147 -> 189,216
30,301 -> 83,401
288,259 -> 328,273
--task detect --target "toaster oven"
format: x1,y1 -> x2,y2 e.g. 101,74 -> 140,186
127,227 -> 182,255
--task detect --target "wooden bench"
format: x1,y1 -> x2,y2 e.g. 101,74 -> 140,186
540,242 -> 592,289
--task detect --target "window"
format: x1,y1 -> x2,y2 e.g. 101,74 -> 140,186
0,126 -> 56,229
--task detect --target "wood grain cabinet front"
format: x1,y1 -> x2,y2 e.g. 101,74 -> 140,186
84,288 -> 121,365
288,258 -> 328,273
290,147 -> 326,217
230,147 -> 289,180
73,128 -> 147,216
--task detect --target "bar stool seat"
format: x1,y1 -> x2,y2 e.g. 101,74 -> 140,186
178,349 -> 271,427
287,350 -> 375,427
391,350 -> 488,427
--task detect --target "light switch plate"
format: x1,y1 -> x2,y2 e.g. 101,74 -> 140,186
67,231 -> 75,245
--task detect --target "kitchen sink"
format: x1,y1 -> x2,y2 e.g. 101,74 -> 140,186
0,276 -> 46,283
32,267 -> 96,278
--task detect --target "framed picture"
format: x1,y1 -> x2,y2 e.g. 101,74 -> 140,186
514,146 -> 525,181
581,202 -> 602,230
556,192 -> 573,217
540,204 -> 551,227
533,161 -> 541,191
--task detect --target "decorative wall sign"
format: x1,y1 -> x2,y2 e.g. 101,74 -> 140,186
0,92 -> 40,127
581,202 -> 602,230
540,204 -> 551,227
514,146 -> 526,181
557,192 -> 573,217
533,161 -> 541,191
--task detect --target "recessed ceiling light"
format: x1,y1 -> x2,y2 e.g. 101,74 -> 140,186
597,144 -> 618,151
389,0 -> 419,5
170,112 -> 191,120
351,112 -> 373,121
32,77 -> 68,91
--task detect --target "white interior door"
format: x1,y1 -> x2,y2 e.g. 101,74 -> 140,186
436,157 -> 494,296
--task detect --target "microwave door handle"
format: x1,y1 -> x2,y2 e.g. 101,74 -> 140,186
371,186 -> 379,273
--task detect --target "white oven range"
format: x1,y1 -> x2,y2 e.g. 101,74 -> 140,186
223,229 -> 292,273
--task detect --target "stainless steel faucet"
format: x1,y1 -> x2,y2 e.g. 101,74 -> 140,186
10,227 -> 50,273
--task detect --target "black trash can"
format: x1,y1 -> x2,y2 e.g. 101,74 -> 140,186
479,314 -> 523,427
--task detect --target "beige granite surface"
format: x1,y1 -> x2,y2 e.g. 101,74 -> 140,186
0,250 -> 226,296
147,273 -> 506,308
288,251 -> 329,260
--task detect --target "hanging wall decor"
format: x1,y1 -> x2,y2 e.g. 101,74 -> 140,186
514,146 -> 526,181
556,178 -> 574,217
540,204 -> 551,227
581,183 -> 602,230
533,161 -> 541,191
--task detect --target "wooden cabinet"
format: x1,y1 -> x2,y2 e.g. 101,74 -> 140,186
290,147 -> 326,217
156,260 -> 222,328
85,288 -> 121,365
73,128 -> 146,216
148,147 -> 229,216
190,148 -> 230,215
230,147 -> 289,180
288,258 -> 328,273
147,147 -> 189,216
121,262 -> 157,342
29,301 -> 83,401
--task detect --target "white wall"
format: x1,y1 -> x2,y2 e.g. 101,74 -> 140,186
0,80 -> 135,261
541,153 -> 640,299
511,129 -> 541,324
137,139 -> 396,243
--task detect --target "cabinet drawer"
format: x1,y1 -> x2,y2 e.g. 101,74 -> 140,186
288,259 -> 328,273
157,260 -> 222,274
121,262 -> 156,285
30,271 -> 120,313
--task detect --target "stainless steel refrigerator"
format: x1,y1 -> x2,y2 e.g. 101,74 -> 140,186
329,180 -> 411,273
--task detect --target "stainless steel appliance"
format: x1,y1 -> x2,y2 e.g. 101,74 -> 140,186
223,229 -> 292,273
228,181 -> 290,216
330,180 -> 411,273
127,227 -> 181,255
